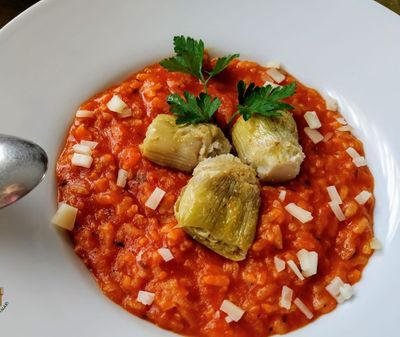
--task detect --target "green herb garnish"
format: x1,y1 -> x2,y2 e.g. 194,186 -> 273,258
167,91 -> 221,124
160,36 -> 239,93
160,36 -> 238,125
160,36 -> 206,87
206,54 -> 240,82
228,81 -> 296,125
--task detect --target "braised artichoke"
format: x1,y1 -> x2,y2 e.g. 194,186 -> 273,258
174,154 -> 260,261
232,113 -> 305,183
140,114 -> 231,172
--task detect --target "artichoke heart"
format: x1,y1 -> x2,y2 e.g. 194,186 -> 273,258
174,154 -> 260,261
140,114 -> 231,172
232,113 -> 305,183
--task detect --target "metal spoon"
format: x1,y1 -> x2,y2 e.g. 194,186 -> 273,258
0,134 -> 48,209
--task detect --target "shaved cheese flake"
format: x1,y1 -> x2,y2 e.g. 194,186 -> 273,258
353,156 -> 367,167
274,256 -> 286,272
278,190 -> 286,202
145,187 -> 166,210
304,127 -> 324,144
71,153 -> 93,168
280,286 -> 293,310
266,68 -> 285,83
297,249 -> 318,277
304,111 -> 321,129
296,250 -> 310,269
325,95 -> 338,111
370,237 -> 382,250
107,94 -> 127,113
51,203 -> 78,230
136,290 -> 155,305
266,60 -> 281,68
285,203 -> 313,223
334,294 -> 345,304
116,168 -> 128,188
354,190 -> 372,205
346,147 -> 361,160
336,117 -> 347,125
107,94 -> 131,116
326,276 -> 345,292
328,201 -> 346,221
337,125 -> 353,132
225,316 -> 234,323
287,260 -> 305,281
326,276 -> 345,303
76,109 -> 95,118
303,253 -> 318,277
263,80 -> 281,88
339,284 -> 354,300
345,147 -> 368,167
72,144 -> 92,156
80,140 -> 98,149
158,247 -> 174,262
294,298 -> 313,319
220,300 -> 245,322
327,185 -> 343,204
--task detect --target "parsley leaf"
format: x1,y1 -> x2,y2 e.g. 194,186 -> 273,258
167,91 -> 221,124
230,81 -> 296,124
160,36 -> 239,93
206,53 -> 240,80
160,36 -> 205,82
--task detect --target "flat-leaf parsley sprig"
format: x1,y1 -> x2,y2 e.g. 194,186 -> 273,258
160,36 -> 239,93
160,36 -> 238,124
167,92 -> 221,125
228,81 -> 297,126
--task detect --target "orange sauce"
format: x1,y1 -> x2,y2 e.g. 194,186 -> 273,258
56,58 -> 374,337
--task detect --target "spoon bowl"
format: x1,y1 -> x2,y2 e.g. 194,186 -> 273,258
0,134 -> 48,209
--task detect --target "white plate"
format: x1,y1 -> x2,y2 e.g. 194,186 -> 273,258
0,0 -> 399,336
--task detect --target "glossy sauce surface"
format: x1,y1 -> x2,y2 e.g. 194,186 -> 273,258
56,58 -> 375,337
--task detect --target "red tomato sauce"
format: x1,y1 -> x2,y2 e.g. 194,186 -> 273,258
56,57 -> 375,337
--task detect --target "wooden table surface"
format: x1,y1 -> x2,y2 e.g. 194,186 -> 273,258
0,0 -> 399,28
